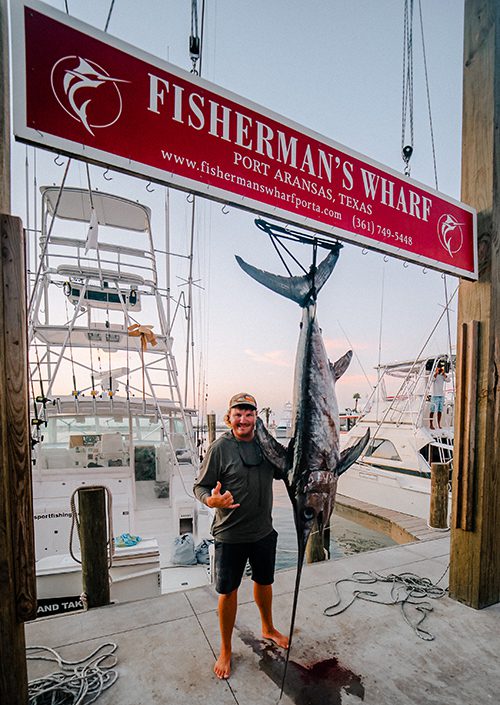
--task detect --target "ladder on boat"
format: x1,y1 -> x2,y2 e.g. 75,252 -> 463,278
27,187 -> 197,472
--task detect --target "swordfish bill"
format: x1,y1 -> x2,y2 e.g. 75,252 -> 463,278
236,246 -> 370,698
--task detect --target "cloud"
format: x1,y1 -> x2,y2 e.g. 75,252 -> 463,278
244,348 -> 292,367
323,336 -> 372,354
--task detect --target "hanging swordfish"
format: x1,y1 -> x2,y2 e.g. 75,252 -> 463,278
236,244 -> 370,696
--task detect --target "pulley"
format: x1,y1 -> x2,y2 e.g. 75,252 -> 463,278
190,0 -> 201,73
402,144 -> 413,175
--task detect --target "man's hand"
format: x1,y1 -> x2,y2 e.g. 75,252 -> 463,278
206,481 -> 240,509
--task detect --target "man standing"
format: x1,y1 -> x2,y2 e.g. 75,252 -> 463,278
193,392 -> 289,679
430,364 -> 448,429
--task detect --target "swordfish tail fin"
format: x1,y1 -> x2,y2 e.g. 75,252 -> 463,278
235,244 -> 341,307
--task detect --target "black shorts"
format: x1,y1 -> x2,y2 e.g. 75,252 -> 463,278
214,529 -> 278,594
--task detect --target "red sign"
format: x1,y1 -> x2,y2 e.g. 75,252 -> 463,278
12,0 -> 477,279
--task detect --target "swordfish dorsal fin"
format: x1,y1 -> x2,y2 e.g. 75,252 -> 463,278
235,244 -> 341,308
330,350 -> 353,381
336,428 -> 371,476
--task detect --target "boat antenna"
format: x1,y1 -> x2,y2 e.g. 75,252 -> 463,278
416,0 -> 455,381
376,260 -> 386,419
404,0 -> 455,386
417,0 -> 438,191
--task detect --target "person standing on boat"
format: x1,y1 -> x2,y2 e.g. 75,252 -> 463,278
430,364 -> 447,429
193,392 -> 289,679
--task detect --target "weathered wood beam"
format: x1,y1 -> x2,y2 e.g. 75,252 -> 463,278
0,214 -> 36,703
450,0 -> 500,608
79,487 -> 111,608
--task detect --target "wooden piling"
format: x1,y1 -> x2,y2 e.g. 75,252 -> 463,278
78,488 -> 111,608
450,0 -> 500,608
0,214 -> 36,703
429,463 -> 449,529
207,413 -> 216,444
0,0 -> 9,215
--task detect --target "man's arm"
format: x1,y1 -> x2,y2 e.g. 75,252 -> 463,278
193,443 -> 219,505
193,443 -> 240,509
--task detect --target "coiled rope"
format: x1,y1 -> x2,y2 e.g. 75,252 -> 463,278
323,566 -> 449,641
27,642 -> 118,705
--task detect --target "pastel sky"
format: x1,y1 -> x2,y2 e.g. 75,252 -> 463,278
10,0 -> 465,423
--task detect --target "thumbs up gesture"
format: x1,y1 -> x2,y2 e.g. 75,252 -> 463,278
207,481 -> 240,509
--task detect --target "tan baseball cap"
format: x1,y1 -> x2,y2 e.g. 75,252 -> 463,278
229,392 -> 257,410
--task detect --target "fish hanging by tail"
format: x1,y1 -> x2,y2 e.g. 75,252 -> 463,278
236,244 -> 370,698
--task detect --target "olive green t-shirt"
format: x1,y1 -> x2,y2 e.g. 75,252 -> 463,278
193,431 -> 281,543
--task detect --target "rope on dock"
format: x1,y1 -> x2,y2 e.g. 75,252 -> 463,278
323,566 -> 449,641
27,642 -> 118,704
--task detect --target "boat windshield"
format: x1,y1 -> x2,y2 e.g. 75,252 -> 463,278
41,414 -> 187,445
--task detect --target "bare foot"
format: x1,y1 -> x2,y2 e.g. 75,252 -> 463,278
262,628 -> 289,649
214,651 -> 231,679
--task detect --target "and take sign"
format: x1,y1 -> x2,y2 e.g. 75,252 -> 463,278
12,0 -> 477,279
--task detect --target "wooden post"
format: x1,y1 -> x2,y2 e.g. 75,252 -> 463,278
450,0 -> 500,608
429,463 -> 449,529
207,412 -> 216,444
0,215 -> 36,703
78,488 -> 111,608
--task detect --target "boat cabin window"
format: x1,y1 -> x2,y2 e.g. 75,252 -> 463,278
365,438 -> 401,461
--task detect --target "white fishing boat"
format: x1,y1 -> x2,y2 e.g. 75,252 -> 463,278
338,355 -> 454,521
28,186 -> 213,616
275,402 -> 293,439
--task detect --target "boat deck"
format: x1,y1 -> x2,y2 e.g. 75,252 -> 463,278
25,535 -> 500,704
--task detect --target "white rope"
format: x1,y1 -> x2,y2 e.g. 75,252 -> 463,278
324,566 -> 449,641
27,642 -> 118,705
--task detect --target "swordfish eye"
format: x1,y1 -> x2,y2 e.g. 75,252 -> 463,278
301,507 -> 315,521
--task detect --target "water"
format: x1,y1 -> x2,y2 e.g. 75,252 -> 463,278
272,481 -> 395,571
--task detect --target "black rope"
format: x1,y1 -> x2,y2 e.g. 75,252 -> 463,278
255,218 -> 340,281
190,0 -> 205,74
104,0 -> 115,32
401,0 -> 414,175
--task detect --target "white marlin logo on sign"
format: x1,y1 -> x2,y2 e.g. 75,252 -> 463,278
437,213 -> 464,258
51,57 -> 129,136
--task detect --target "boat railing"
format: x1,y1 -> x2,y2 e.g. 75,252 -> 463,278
29,187 -> 199,486
358,355 -> 455,436
38,241 -> 157,289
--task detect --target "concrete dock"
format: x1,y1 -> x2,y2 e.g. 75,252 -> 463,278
26,535 -> 500,705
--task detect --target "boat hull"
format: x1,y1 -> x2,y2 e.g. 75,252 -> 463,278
338,461 -> 451,521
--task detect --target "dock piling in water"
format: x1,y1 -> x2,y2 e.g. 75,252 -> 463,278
429,462 -> 449,530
